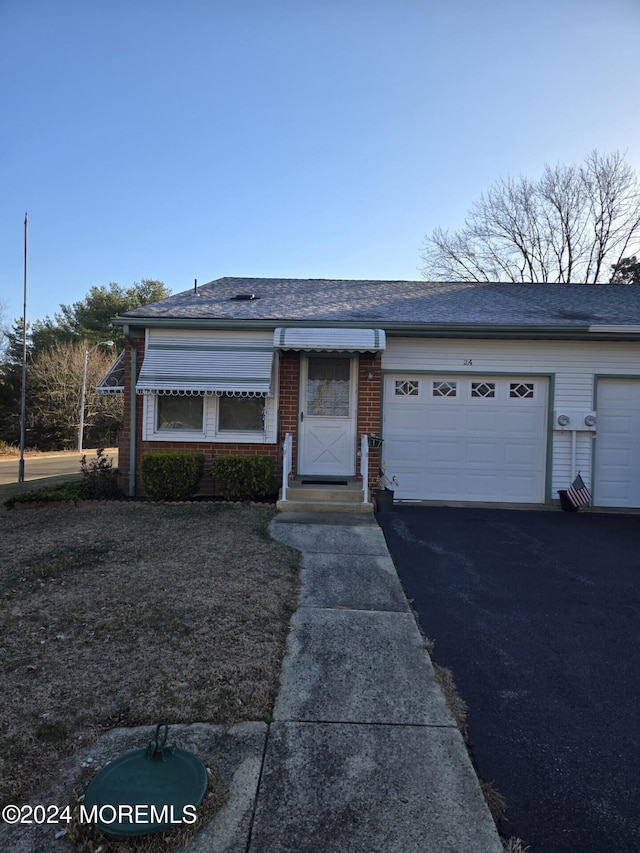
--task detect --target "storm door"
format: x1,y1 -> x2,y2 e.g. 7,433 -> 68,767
298,355 -> 357,476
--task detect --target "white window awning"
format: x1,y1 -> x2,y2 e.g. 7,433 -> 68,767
136,334 -> 274,396
274,327 -> 386,352
96,350 -> 125,395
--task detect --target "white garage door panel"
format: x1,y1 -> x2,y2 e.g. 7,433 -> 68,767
386,438 -> 421,464
426,441 -> 460,463
505,443 -> 539,465
599,448 -> 631,467
505,410 -> 541,434
467,441 -> 499,464
385,409 -> 422,432
467,473 -> 499,494
383,375 -> 548,503
429,409 -> 462,431
595,379 -> 640,508
599,414 -> 631,431
429,472 -> 463,494
466,411 -> 499,432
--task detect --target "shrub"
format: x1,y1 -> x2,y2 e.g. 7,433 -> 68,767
4,482 -> 88,509
80,448 -> 121,499
139,451 -> 204,501
211,454 -> 274,501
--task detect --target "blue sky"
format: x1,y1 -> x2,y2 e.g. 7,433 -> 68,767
1,0 -> 640,327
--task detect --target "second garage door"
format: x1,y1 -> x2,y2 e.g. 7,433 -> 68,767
383,375 -> 548,503
594,378 -> 640,508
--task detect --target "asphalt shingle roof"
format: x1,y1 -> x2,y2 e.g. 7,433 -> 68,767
119,277 -> 640,327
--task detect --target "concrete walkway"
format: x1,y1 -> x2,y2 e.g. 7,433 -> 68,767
248,511 -> 503,853
0,510 -> 504,853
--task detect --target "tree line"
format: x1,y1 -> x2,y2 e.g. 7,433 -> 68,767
0,280 -> 170,451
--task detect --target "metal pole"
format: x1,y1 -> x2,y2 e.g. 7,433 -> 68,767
78,348 -> 89,451
18,212 -> 28,484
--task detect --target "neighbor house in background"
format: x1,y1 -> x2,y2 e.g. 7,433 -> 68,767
100,278 -> 640,510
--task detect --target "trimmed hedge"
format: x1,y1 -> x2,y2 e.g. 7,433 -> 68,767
140,451 -> 205,501
211,455 -> 274,501
4,482 -> 88,509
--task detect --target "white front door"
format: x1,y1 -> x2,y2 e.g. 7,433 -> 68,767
298,355 -> 357,476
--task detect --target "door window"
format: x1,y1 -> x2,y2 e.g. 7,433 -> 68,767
307,357 -> 350,417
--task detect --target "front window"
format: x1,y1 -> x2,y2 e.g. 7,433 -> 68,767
157,395 -> 204,431
218,395 -> 264,431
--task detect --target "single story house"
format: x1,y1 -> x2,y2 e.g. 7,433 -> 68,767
102,277 -> 640,510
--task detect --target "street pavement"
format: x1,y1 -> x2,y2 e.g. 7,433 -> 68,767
0,449 -> 118,486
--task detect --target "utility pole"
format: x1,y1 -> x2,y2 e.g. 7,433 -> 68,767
18,212 -> 28,484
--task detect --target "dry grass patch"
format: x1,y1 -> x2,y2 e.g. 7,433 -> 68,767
0,502 -> 300,807
433,663 -> 469,739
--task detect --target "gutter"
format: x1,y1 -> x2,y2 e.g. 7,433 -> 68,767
112,315 -> 640,341
123,324 -> 139,498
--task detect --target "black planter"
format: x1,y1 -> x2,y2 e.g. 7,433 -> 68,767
375,488 -> 395,513
558,489 -> 579,512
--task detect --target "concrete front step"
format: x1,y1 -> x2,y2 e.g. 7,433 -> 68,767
277,480 -> 372,513
276,498 -> 373,514
284,484 -> 365,503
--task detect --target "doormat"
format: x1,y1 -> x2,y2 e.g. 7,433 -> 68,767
300,480 -> 349,486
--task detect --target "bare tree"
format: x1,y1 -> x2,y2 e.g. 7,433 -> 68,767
28,341 -> 122,448
422,151 -> 640,283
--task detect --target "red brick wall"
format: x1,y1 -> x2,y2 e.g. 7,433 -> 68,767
356,353 -> 383,496
278,352 -> 300,476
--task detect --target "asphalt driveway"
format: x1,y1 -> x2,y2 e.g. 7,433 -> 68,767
377,506 -> 640,853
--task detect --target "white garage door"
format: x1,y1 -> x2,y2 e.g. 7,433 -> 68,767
383,375 -> 548,503
594,379 -> 640,508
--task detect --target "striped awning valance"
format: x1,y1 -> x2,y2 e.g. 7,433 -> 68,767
136,333 -> 274,396
274,327 -> 385,352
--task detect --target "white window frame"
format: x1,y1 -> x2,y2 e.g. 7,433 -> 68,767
142,392 -> 276,443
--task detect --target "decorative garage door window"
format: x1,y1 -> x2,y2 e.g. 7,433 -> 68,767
432,381 -> 457,397
307,357 -> 350,416
471,381 -> 496,398
157,395 -> 204,431
395,379 -> 419,396
510,382 -> 535,399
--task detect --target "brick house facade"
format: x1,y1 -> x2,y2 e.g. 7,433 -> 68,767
106,277 -> 640,509
117,335 -> 383,499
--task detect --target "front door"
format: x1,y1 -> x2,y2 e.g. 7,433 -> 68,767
298,355 -> 357,476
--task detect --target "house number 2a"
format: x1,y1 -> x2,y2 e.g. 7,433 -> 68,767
463,359 -> 473,366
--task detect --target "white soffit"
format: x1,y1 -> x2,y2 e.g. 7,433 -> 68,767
274,327 -> 386,351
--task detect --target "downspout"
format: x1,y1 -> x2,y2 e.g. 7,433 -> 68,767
124,325 -> 137,497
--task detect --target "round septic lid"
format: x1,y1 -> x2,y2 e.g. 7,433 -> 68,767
83,725 -> 208,837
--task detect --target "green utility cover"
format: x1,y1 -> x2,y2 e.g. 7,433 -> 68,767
83,726 -> 208,837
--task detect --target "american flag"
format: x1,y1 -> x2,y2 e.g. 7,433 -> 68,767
566,472 -> 592,508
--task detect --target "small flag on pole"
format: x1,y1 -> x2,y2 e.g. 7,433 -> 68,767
566,472 -> 592,508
